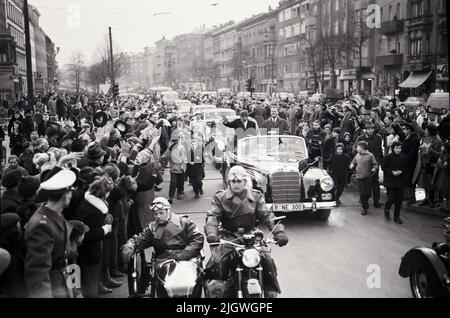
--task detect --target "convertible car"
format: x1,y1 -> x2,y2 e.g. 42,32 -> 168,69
222,135 -> 336,220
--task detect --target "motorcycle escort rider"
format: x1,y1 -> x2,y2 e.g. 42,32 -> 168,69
204,165 -> 289,298
119,197 -> 204,272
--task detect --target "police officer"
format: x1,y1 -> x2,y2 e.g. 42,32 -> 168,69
204,165 -> 289,297
24,169 -> 76,298
119,197 -> 204,268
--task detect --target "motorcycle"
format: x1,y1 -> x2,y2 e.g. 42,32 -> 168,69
128,249 -> 206,298
399,217 -> 450,298
207,216 -> 285,298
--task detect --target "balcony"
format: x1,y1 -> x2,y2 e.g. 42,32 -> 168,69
376,54 -> 404,67
407,53 -> 434,65
381,20 -> 404,35
407,14 -> 433,30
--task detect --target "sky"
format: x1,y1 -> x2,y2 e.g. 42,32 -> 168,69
29,0 -> 281,67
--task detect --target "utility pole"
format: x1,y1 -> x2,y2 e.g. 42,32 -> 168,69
109,27 -> 116,106
23,0 -> 34,106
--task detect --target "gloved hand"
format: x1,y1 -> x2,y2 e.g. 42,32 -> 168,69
206,233 -> 220,244
274,232 -> 289,247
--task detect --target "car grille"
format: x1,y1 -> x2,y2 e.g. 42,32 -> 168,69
271,172 -> 301,203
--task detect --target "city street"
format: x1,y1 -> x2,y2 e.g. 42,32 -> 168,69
104,163 -> 444,298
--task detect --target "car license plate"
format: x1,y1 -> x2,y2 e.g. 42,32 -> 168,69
271,203 -> 303,212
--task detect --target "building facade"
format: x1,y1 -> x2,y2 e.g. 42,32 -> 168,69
238,10 -> 277,93
172,32 -> 205,90
212,22 -> 238,90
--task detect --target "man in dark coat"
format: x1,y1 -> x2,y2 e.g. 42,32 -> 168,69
1,169 -> 23,214
322,128 -> 341,170
249,103 -> 266,128
24,169 -> 76,298
223,110 -> 258,148
261,106 -> 290,135
353,122 -> 384,208
120,197 -> 204,266
397,121 -> 420,205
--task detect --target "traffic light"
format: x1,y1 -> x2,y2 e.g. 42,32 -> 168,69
246,78 -> 253,92
112,83 -> 119,96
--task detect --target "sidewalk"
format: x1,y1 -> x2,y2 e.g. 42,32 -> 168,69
346,182 -> 449,218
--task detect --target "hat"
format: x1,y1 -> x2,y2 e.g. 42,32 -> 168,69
151,197 -> 171,211
227,165 -> 247,182
1,169 -> 23,188
18,176 -> 41,198
86,142 -> 107,160
78,166 -> 95,184
1,213 -> 20,232
40,169 -> 76,191
114,120 -> 129,135
46,125 -> 59,136
104,163 -> 120,181
93,111 -> 108,128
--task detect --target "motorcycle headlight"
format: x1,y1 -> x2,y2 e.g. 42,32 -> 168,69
242,249 -> 261,268
320,176 -> 334,192
216,141 -> 225,151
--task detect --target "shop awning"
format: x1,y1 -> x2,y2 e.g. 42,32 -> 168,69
399,71 -> 433,88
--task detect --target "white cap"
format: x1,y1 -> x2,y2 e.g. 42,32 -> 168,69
40,169 -> 77,191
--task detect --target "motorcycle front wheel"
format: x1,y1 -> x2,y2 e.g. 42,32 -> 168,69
409,266 -> 445,298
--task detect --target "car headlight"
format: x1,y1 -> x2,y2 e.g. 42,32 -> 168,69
216,141 -> 225,151
320,176 -> 334,192
242,249 -> 261,268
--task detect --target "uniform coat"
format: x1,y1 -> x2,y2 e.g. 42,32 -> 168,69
121,212 -> 204,262
24,205 -> 72,298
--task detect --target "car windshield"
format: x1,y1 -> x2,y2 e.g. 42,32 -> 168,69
204,110 -> 236,122
238,137 -> 307,163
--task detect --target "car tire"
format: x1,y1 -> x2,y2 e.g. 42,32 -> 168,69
317,209 -> 331,221
409,262 -> 446,298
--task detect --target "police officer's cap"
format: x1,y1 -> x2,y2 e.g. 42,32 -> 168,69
40,169 -> 76,191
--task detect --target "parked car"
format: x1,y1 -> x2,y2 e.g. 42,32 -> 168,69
222,135 -> 336,220
309,93 -> 326,103
401,97 -> 427,111
426,92 -> 449,113
190,104 -> 217,115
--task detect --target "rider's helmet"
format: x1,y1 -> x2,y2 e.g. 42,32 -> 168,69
227,165 -> 248,182
151,197 -> 171,212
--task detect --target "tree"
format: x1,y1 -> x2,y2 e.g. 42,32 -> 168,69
322,32 -> 347,90
67,51 -> 85,96
92,35 -> 125,84
346,11 -> 373,94
299,32 -> 323,93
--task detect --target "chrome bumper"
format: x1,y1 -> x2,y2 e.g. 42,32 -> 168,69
267,201 -> 337,213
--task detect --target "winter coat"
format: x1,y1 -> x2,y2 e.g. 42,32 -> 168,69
73,192 -> 109,265
382,152 -> 407,189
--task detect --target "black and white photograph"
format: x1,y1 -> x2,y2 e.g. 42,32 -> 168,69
0,0 -> 449,303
